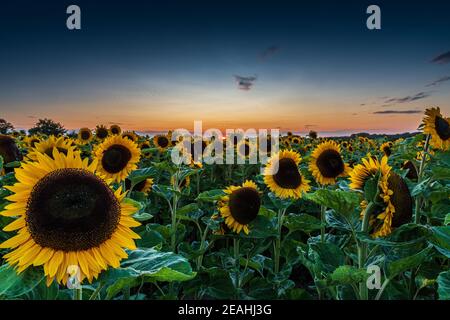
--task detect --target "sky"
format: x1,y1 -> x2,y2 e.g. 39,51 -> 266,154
0,0 -> 449,136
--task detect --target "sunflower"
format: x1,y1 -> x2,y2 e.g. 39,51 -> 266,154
422,107 -> 449,151
94,135 -> 141,183
125,178 -> 153,194
140,140 -> 151,150
349,155 -> 391,190
363,171 -> 413,238
122,131 -> 138,142
291,136 -> 301,145
26,136 -> 77,161
0,149 -> 140,285
380,142 -> 393,156
218,180 -> 261,235
23,135 -> 41,148
109,124 -> 122,135
0,135 -> 22,167
309,141 -> 350,185
264,150 -> 310,199
95,125 -> 109,140
171,175 -> 190,190
153,134 -> 171,151
77,128 -> 93,145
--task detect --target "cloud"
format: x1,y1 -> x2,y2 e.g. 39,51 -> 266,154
259,45 -> 281,61
373,110 -> 422,114
431,51 -> 450,64
27,115 -> 37,119
426,76 -> 450,87
360,103 -> 366,106
234,75 -> 257,91
384,91 -> 431,104
304,124 -> 318,129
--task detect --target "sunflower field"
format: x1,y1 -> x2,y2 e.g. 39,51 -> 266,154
0,107 -> 448,301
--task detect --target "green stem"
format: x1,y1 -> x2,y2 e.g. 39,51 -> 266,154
234,238 -> 240,298
196,225 -> 210,271
274,208 -> 286,274
320,204 -> 326,243
74,287 -> 82,300
414,134 -> 430,224
358,201 -> 377,300
89,283 -> 104,300
171,193 -> 178,252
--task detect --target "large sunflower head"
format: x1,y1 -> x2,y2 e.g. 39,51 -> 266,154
218,180 -> 261,235
422,107 -> 449,151
349,155 -> 391,190
95,125 -> 109,140
0,135 -> 22,166
366,171 -> 413,238
77,128 -> 93,145
94,135 -> 141,183
109,124 -> 122,135
153,134 -> 171,151
264,150 -> 310,199
26,136 -> 78,161
309,141 -> 350,185
0,149 -> 140,285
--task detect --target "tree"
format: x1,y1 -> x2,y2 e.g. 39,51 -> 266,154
28,118 -> 66,136
308,130 -> 318,139
0,119 -> 14,134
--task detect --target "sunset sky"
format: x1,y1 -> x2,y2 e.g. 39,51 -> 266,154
1,0 -> 449,136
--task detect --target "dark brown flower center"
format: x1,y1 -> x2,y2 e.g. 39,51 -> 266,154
434,116 -> 450,141
402,161 -> 418,181
229,187 -> 260,225
110,126 -> 120,135
96,128 -> 109,139
80,130 -> 91,140
102,144 -> 132,173
157,136 -> 169,148
26,168 -> 120,251
273,158 -> 302,189
0,135 -> 22,164
383,146 -> 392,156
316,149 -> 345,178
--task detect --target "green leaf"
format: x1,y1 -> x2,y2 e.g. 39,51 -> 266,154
432,167 -> 450,180
437,270 -> 450,300
152,184 -> 178,201
4,161 -> 20,168
445,213 -> 450,226
387,245 -> 433,279
133,212 -> 153,222
176,203 -> 204,221
364,175 -> 379,203
268,192 -> 293,210
304,189 -> 360,217
429,226 -> 450,258
195,189 -> 225,202
284,213 -> 323,233
0,155 -> 3,172
100,248 -> 196,299
128,167 -> 157,187
0,264 -> 45,298
122,198 -> 143,212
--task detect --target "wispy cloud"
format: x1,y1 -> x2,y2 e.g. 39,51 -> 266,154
431,51 -> 450,64
234,75 -> 257,91
259,45 -> 281,61
384,91 -> 431,104
426,75 -> 450,87
304,124 -> 318,129
373,110 -> 422,115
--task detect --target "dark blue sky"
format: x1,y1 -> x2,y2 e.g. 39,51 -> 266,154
1,0 -> 449,134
